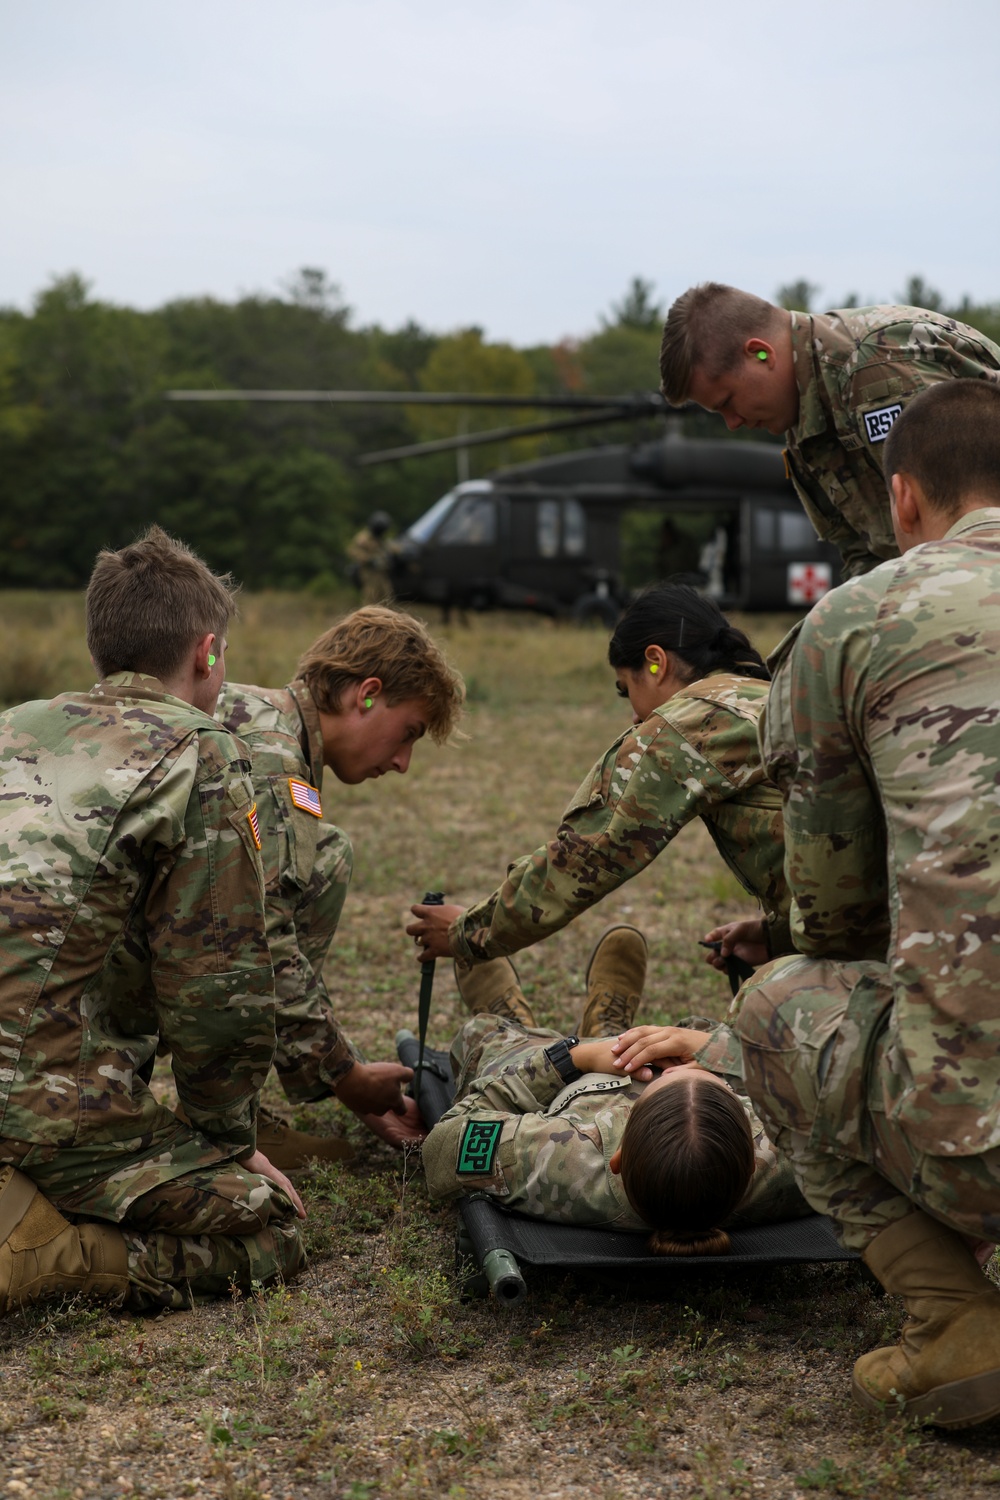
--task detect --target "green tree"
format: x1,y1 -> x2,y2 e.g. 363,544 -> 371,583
900,275 -> 944,310
412,329 -> 540,473
775,279 -> 820,312
602,276 -> 664,332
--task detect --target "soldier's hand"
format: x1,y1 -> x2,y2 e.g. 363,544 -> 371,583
335,1060 -> 414,1117
359,1095 -> 427,1150
702,918 -> 769,971
571,1039 -> 633,1075
406,902 -> 465,962
610,1025 -> 712,1075
240,1149 -> 307,1219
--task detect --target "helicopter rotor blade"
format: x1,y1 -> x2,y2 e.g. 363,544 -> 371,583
164,388 -> 669,413
357,407 -> 659,465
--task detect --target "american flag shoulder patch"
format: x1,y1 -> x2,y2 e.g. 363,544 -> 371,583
247,803 -> 262,850
288,778 -> 323,818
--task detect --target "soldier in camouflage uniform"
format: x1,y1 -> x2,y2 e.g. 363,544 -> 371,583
659,283 -> 1000,577
0,528 -> 305,1315
408,584 -> 790,975
422,928 -> 808,1246
217,606 -> 465,1166
686,382 -> 1000,1426
346,512 -> 394,604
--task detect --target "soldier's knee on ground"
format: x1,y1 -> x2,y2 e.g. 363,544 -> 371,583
123,1216 -> 306,1312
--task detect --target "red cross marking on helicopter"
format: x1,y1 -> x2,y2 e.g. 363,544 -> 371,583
787,562 -> 832,606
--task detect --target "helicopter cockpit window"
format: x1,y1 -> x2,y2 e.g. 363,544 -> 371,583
537,499 -> 560,558
563,498 -> 586,556
437,495 -> 497,546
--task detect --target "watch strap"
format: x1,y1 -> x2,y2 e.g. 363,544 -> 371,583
544,1035 -> 582,1084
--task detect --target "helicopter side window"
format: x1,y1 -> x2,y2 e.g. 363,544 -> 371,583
753,508 -> 819,553
777,510 -> 819,551
437,495 -> 497,546
563,498 -> 586,556
538,499 -> 560,558
753,509 -> 777,550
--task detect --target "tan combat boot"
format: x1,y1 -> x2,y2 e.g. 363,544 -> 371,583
853,1210 -> 1000,1428
453,956 -> 536,1026
0,1167 -> 128,1314
255,1105 -> 356,1172
580,925 -> 647,1037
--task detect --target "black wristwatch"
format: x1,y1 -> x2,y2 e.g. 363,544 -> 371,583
544,1035 -> 582,1084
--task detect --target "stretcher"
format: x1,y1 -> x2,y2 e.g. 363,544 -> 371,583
398,1029 -> 859,1306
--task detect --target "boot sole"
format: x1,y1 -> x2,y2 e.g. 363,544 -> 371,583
852,1365 -> 1000,1429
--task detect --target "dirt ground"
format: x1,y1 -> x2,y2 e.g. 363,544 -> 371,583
3,600 -> 1000,1499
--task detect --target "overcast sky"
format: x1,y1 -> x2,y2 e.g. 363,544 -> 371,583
3,0 -> 998,344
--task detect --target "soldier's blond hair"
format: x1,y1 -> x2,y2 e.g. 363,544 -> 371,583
296,605 -> 464,744
659,283 -> 783,404
86,525 -> 238,680
884,379 -> 1000,517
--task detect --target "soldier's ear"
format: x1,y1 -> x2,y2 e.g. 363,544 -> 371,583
609,1148 -> 623,1176
745,337 -> 776,366
890,472 -> 921,540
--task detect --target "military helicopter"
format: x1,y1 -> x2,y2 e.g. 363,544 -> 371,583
165,386 -> 840,617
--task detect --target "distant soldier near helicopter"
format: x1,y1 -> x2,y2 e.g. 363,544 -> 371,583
346,510 -> 395,604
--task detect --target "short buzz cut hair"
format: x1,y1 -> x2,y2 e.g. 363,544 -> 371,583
883,379 -> 1000,518
659,282 -> 782,404
86,525 -> 238,680
296,605 -> 465,744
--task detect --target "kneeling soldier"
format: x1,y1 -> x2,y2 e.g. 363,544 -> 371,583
0,528 -> 304,1314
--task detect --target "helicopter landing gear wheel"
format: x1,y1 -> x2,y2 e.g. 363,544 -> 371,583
572,591 -> 620,629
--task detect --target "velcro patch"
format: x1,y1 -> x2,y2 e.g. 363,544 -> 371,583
863,403 -> 902,443
456,1119 -> 503,1176
288,778 -> 323,817
246,803 -> 262,850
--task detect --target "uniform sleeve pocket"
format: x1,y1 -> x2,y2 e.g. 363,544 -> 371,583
562,733 -> 630,818
266,774 -> 320,891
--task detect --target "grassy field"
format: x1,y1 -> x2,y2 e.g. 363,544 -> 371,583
3,593 -> 1000,1499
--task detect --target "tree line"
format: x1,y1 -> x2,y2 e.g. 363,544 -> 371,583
1,270 -> 996,590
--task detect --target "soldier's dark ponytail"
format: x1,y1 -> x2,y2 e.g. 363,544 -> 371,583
608,583 -> 768,683
617,1072 -> 755,1256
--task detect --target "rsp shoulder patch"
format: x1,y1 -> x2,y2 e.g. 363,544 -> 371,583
863,403 -> 903,443
456,1119 -> 503,1176
288,778 -> 323,817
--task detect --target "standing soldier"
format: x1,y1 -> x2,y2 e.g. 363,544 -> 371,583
659,283 -> 1000,577
634,382 -> 1000,1427
0,527 -> 305,1316
346,511 -> 395,604
218,605 -> 465,1169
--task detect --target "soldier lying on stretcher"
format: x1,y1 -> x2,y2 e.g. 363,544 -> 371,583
422,927 -> 808,1255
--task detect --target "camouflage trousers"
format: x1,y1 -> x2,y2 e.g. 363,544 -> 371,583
3,1139 -> 305,1312
272,821 -> 363,1104
734,956 -> 1000,1252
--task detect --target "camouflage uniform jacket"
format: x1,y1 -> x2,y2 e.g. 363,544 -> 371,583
451,674 -> 790,963
785,306 -> 1000,578
217,679 -> 355,1096
0,674 -> 274,1173
422,1015 -> 807,1229
761,509 -> 1000,1155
